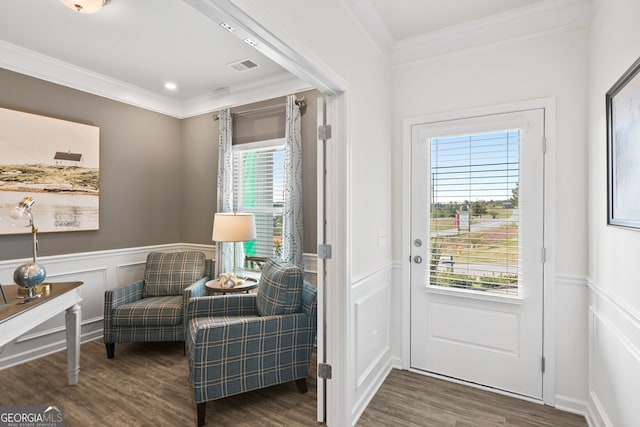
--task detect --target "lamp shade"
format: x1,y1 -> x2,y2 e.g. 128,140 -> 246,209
212,213 -> 256,242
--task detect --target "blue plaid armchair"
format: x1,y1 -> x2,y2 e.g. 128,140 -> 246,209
103,251 -> 212,359
186,258 -> 317,427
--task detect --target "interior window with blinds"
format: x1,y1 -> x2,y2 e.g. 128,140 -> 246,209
232,139 -> 285,269
429,130 -> 520,296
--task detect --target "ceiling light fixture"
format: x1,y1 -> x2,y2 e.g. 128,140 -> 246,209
60,0 -> 110,14
243,38 -> 258,48
220,22 -> 236,32
164,82 -> 177,91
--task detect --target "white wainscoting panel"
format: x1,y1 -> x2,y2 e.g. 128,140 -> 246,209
0,243 -> 215,369
0,245 -> 316,370
116,261 -> 147,287
553,274 -> 589,417
355,282 -> 391,387
16,267 -> 107,343
588,280 -> 640,427
351,264 -> 394,423
303,253 -> 318,285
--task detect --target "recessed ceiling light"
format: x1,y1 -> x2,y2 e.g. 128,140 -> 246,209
164,82 -> 177,91
243,38 -> 258,48
220,22 -> 236,32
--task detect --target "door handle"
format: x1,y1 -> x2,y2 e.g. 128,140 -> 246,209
413,255 -> 423,264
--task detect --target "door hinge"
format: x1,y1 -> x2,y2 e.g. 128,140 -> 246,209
542,137 -> 547,154
318,124 -> 332,141
318,363 -> 332,379
318,244 -> 332,260
541,247 -> 547,263
541,356 -> 546,373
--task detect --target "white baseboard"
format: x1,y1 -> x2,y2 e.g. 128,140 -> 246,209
390,355 -> 402,369
351,357 -> 393,426
554,395 -> 589,421
0,329 -> 102,370
586,391 -> 610,427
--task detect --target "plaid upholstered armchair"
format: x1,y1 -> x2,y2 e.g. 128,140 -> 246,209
103,251 -> 212,359
186,258 -> 317,427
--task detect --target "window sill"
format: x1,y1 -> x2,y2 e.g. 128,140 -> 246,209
424,285 -> 523,305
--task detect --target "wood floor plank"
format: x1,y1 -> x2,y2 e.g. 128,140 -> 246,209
0,340 -> 316,426
0,340 -> 586,426
358,369 -> 587,427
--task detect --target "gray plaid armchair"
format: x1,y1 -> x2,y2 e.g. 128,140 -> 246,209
103,251 -> 212,359
186,258 -> 317,427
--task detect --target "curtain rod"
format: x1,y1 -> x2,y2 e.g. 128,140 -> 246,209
214,97 -> 306,120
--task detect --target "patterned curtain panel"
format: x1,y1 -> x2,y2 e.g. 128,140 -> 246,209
216,109 -> 235,275
282,95 -> 304,268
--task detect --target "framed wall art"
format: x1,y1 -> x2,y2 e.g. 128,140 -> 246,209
0,107 -> 99,235
607,56 -> 640,229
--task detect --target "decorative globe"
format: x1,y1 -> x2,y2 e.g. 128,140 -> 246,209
13,262 -> 47,288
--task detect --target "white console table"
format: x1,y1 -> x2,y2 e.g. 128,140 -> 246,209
0,281 -> 83,385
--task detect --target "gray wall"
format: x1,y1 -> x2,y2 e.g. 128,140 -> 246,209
0,68 -> 319,260
0,68 -> 183,261
180,113 -> 219,245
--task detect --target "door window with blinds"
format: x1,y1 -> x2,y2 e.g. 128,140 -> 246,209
429,130 -> 520,296
232,138 -> 285,269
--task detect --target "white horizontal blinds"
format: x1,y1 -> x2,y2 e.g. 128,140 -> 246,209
232,142 -> 285,260
429,130 -> 520,296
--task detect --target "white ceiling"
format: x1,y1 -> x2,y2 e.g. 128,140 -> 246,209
0,0 -> 309,118
0,0 -> 593,118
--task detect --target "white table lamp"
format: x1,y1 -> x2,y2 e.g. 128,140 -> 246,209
212,213 -> 256,284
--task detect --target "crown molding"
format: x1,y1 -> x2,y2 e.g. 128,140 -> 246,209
344,0 -> 593,67
392,0 -> 592,66
0,40 -> 185,117
181,74 -> 311,118
342,0 -> 394,57
0,40 -> 307,119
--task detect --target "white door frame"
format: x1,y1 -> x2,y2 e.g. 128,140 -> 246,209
401,98 -> 558,406
185,1 -> 351,425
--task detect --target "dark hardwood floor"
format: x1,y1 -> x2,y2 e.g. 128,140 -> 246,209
357,369 -> 587,427
0,339 -> 586,426
0,340 -> 316,426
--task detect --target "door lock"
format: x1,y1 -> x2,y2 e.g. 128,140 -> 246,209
413,255 -> 423,264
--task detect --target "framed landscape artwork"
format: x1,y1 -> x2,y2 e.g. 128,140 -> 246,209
607,57 -> 640,229
0,107 -> 99,235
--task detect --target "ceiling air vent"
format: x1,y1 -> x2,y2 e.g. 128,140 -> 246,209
227,59 -> 259,72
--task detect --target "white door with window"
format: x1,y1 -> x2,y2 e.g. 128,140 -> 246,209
410,109 -> 545,399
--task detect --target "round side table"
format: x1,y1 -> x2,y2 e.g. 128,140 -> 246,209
205,278 -> 258,295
